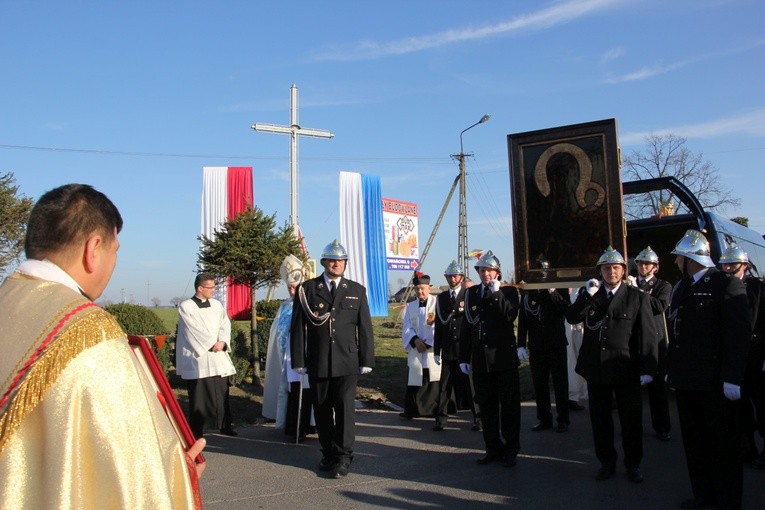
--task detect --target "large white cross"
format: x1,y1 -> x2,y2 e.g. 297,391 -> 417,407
251,84 -> 334,237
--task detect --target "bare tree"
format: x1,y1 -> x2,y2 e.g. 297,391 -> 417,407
170,296 -> 184,308
621,134 -> 740,219
151,297 -> 161,308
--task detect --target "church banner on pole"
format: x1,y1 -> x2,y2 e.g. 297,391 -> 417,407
382,197 -> 420,271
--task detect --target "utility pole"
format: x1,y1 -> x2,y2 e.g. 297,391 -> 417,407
452,114 -> 491,272
393,115 -> 491,311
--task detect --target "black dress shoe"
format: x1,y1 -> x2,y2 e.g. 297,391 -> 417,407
219,428 -> 238,437
432,423 -> 445,431
595,464 -> 615,480
503,454 -> 517,467
555,423 -> 569,433
476,452 -> 503,465
332,462 -> 350,478
569,400 -> 586,410
679,497 -> 716,509
318,457 -> 337,472
531,421 -> 552,432
399,412 -> 413,420
657,431 -> 671,441
471,418 -> 482,431
626,467 -> 643,483
752,450 -> 765,469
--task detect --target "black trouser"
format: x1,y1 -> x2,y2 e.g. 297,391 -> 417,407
646,347 -> 671,434
742,358 -> 765,443
587,380 -> 642,469
403,368 -> 439,417
186,375 -> 228,438
676,389 -> 743,509
529,347 -> 569,425
473,367 -> 520,457
310,374 -> 357,464
435,360 -> 478,426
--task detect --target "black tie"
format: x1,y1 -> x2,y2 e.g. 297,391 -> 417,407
450,291 -> 456,306
330,280 -> 336,299
483,285 -> 491,298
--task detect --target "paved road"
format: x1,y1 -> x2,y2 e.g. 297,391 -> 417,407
199,396 -> 762,509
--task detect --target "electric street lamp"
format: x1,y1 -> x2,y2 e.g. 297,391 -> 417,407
454,114 -> 491,273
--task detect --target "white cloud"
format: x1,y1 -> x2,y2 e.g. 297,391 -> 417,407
311,0 -> 624,62
620,109 -> 765,145
605,60 -> 687,83
601,47 -> 625,62
43,121 -> 67,131
605,37 -> 765,84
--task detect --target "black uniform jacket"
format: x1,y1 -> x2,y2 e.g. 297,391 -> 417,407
290,275 -> 375,378
746,276 -> 765,370
517,288 -> 570,351
433,287 -> 466,361
566,284 -> 658,385
638,277 -> 672,345
459,285 -> 520,374
666,268 -> 751,390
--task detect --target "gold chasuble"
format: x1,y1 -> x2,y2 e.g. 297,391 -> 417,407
0,273 -> 201,509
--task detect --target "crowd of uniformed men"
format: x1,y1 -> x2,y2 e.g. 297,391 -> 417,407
395,229 -> 764,510
264,229 -> 764,509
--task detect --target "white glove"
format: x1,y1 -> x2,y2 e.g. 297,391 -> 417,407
723,382 -> 741,401
434,355 -> 441,365
627,275 -> 637,287
490,279 -> 501,293
548,288 -> 556,293
586,278 -> 600,296
639,374 -> 653,386
517,347 -> 529,362
294,367 -> 307,375
459,363 -> 472,374
360,366 -> 372,375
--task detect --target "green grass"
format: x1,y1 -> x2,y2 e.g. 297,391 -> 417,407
153,307 -> 180,333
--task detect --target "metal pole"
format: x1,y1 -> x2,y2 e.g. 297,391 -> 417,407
458,152 -> 468,273
290,85 -> 299,238
454,114 -> 490,274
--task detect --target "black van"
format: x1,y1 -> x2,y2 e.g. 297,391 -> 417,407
624,176 -> 765,282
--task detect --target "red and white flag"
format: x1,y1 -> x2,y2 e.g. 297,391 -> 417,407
201,166 -> 253,319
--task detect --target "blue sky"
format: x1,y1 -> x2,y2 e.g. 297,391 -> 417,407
2,0 -> 764,305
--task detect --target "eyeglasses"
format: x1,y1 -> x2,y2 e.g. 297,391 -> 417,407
200,285 -> 216,289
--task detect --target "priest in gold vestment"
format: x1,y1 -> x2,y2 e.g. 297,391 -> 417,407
0,184 -> 204,509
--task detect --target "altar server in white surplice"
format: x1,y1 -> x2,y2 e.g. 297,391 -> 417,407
400,271 -> 442,419
176,274 -> 236,438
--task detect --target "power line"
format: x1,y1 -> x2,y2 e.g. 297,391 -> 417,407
0,143 -> 452,164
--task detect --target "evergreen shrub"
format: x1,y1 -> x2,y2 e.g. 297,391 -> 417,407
104,303 -> 172,371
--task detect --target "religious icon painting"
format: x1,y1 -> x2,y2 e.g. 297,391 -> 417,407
507,118 -> 625,289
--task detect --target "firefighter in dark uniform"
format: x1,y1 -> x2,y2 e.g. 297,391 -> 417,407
290,240 -> 375,479
667,230 -> 751,510
458,251 -> 521,467
565,246 -> 657,484
433,260 -> 480,432
719,244 -> 765,469
517,274 -> 571,433
631,246 -> 673,441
